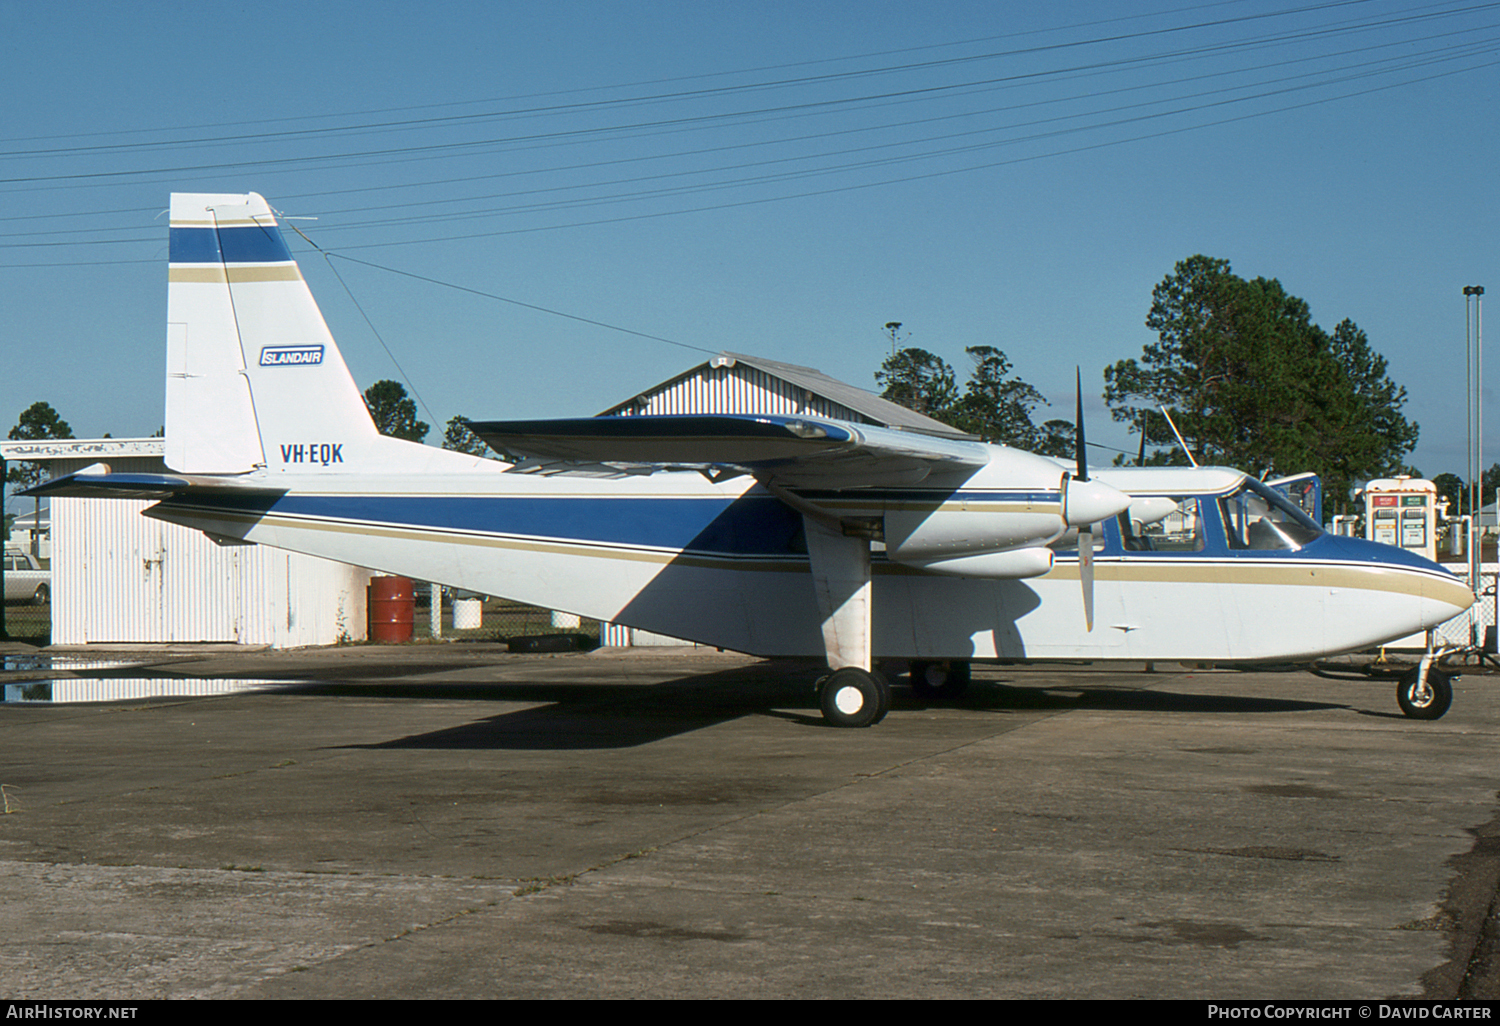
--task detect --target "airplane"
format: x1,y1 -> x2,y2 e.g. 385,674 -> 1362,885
28,192 -> 1475,725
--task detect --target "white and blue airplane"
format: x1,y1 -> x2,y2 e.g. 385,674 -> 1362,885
30,192 -> 1474,724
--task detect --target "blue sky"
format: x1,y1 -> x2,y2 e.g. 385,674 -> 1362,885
2,0 -> 1496,491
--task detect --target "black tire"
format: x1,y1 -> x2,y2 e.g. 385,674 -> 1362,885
1397,668 -> 1454,721
871,668 -> 891,724
30,584 -> 48,607
819,667 -> 886,728
908,660 -> 971,700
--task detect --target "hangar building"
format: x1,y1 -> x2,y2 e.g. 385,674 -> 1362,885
600,350 -> 969,437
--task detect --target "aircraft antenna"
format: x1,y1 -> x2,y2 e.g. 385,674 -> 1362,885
287,221 -> 441,434
1158,405 -> 1198,467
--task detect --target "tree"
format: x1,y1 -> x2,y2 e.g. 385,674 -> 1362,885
363,380 -> 428,443
876,344 -> 1059,450
6,402 -> 74,557
442,415 -> 493,457
6,401 -> 74,493
1104,256 -> 1419,512
950,346 -> 1051,449
1034,419 -> 1078,460
1432,472 -> 1466,515
874,347 -> 958,420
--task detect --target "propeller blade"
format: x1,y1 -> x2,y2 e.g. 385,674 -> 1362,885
1075,369 -> 1095,631
1074,367 -> 1089,483
1080,528 -> 1095,632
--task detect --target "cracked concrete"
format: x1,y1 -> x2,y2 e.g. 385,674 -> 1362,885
1,647 -> 1497,999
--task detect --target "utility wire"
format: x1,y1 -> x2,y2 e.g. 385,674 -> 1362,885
323,250 -> 719,357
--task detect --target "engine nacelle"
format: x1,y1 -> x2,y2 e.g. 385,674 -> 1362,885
882,446 -> 1129,569
886,505 -> 1065,563
898,545 -> 1055,579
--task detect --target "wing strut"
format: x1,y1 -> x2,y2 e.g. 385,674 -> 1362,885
802,514 -> 888,728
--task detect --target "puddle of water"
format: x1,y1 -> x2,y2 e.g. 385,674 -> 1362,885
2,679 -> 299,704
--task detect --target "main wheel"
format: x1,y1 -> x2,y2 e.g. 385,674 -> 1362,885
819,668 -> 888,728
1397,668 -> 1454,721
30,584 -> 48,606
908,660 -> 971,700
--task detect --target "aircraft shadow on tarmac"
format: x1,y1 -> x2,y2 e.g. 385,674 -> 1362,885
278,663 -> 1352,752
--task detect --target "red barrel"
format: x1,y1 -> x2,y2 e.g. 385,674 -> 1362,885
368,576 -> 415,643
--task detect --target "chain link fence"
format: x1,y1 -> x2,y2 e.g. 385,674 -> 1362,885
1,595 -> 599,648
0,601 -> 50,643
413,594 -> 600,646
1433,567 -> 1497,650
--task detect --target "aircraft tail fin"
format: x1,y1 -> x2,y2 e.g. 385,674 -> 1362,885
165,192 -> 475,475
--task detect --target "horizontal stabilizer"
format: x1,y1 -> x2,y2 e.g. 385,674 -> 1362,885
23,469 -> 282,500
472,414 -> 990,488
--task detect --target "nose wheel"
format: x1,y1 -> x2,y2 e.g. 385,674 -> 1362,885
817,668 -> 890,728
1397,666 -> 1453,720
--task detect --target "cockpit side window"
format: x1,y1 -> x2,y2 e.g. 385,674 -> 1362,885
1219,479 -> 1322,551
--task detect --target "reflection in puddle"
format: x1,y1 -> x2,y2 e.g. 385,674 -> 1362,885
2,679 -> 297,703
2,655 -> 143,672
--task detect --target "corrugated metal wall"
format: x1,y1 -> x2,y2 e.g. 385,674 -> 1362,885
618,363 -> 864,421
603,362 -> 850,648
51,494 -> 370,647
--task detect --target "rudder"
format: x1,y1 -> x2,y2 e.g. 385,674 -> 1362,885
165,192 -> 454,476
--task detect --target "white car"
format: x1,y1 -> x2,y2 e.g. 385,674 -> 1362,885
3,549 -> 50,605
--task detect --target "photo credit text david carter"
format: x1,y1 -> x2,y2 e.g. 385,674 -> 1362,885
1209,1008 -> 1492,1019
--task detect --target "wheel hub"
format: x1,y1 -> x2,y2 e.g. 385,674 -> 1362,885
833,685 -> 865,715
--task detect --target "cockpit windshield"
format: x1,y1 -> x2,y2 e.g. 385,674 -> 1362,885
1219,478 -> 1323,551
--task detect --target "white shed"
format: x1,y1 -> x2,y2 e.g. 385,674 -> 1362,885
1,438 -> 369,647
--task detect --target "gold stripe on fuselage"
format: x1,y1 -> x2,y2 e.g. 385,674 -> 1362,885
1046,557 -> 1470,602
168,265 -> 303,284
813,498 -> 1061,515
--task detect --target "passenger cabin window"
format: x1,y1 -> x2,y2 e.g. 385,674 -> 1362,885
1219,479 -> 1322,551
1118,496 -> 1207,552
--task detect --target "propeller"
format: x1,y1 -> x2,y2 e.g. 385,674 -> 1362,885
1073,368 -> 1094,632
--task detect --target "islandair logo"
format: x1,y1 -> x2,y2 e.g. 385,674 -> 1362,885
259,345 -> 324,367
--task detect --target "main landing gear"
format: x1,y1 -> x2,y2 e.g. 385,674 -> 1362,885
817,667 -> 890,728
814,661 -> 976,727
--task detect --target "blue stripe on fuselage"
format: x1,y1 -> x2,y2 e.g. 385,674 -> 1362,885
165,492 -> 809,557
169,225 -> 294,265
1305,532 -> 1459,574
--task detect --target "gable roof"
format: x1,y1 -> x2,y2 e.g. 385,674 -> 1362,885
599,351 -> 974,440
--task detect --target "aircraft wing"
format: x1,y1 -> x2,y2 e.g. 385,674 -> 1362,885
470,414 -> 990,488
